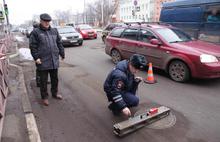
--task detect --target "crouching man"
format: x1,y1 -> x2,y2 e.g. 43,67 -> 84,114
104,54 -> 147,117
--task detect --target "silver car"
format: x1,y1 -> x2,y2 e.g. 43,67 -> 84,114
57,26 -> 83,46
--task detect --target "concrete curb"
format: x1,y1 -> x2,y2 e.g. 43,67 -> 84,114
9,64 -> 41,142
0,93 -> 7,142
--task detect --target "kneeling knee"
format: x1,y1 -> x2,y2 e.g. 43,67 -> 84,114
132,97 -> 139,107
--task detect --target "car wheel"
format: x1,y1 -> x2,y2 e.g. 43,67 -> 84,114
168,60 -> 190,82
111,49 -> 122,64
79,42 -> 83,46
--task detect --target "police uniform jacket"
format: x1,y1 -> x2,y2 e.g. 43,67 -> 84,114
29,24 -> 65,70
104,60 -> 140,110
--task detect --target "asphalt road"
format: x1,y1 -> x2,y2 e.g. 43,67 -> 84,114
22,34 -> 220,142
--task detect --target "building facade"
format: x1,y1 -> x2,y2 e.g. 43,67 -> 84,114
118,0 -> 175,22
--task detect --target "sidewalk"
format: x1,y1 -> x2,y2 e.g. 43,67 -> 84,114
1,34 -> 40,142
1,62 -> 29,142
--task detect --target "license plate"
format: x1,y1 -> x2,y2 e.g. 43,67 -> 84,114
70,40 -> 77,43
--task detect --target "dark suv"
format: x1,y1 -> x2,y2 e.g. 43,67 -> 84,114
105,23 -> 220,82
101,23 -> 126,43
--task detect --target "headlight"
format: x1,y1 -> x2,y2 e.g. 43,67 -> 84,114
200,54 -> 218,63
81,31 -> 86,34
61,36 -> 67,40
78,34 -> 82,39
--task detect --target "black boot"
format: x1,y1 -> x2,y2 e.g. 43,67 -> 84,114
108,103 -> 120,116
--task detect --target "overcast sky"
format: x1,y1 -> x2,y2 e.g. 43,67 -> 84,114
6,0 -> 94,25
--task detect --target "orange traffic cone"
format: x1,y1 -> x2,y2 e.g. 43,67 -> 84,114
144,63 -> 157,84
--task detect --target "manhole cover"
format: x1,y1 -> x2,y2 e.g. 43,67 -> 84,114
134,108 -> 176,130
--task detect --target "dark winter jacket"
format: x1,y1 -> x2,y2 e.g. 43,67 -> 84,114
104,60 -> 139,110
29,24 -> 65,70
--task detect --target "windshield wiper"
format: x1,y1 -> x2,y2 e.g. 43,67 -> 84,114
169,40 -> 182,43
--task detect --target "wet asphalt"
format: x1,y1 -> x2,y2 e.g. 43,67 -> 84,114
20,34 -> 220,142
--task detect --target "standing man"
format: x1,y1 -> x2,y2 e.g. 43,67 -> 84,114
29,13 -> 65,106
104,54 -> 147,117
31,22 -> 41,87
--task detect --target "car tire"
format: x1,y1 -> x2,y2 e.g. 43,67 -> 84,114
79,42 -> 83,46
168,60 -> 190,82
111,49 -> 122,64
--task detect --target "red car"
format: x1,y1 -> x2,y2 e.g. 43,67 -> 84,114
76,24 -> 97,39
105,23 -> 220,82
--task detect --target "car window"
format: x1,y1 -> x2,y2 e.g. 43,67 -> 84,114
121,28 -> 138,40
105,23 -> 125,31
108,24 -> 116,30
78,24 -> 92,30
206,5 -> 220,22
156,28 -> 192,43
139,29 -> 157,43
57,27 -> 77,34
110,28 -> 124,37
105,25 -> 111,31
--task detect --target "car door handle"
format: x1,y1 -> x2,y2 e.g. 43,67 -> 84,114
166,51 -> 170,54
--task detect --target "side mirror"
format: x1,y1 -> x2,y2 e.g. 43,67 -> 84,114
150,39 -> 161,45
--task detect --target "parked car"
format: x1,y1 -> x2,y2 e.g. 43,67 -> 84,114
160,0 -> 220,43
76,24 -> 97,39
56,26 -> 83,46
105,23 -> 220,82
25,27 -> 33,38
65,22 -> 75,28
101,23 -> 126,43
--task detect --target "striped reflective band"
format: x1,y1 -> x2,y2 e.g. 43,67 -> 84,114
114,98 -> 123,103
113,95 -> 121,100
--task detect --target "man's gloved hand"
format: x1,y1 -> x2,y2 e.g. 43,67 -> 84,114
122,107 -> 131,117
135,76 -> 143,83
36,58 -> 42,64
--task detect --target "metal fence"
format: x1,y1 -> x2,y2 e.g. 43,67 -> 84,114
0,35 -> 10,138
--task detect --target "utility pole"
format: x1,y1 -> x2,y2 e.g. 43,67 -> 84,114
84,0 -> 86,24
101,0 -> 104,27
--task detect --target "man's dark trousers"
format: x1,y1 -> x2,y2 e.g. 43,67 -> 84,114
36,69 -> 40,87
39,69 -> 58,99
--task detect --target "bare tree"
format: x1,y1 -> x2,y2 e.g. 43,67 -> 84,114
85,0 -> 115,27
32,14 -> 40,23
53,10 -> 72,25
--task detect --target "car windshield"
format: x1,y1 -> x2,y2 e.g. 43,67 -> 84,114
156,28 -> 192,43
78,25 -> 92,30
57,27 -> 76,34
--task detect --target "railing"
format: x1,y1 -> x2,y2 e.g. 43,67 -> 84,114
0,35 -> 10,138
